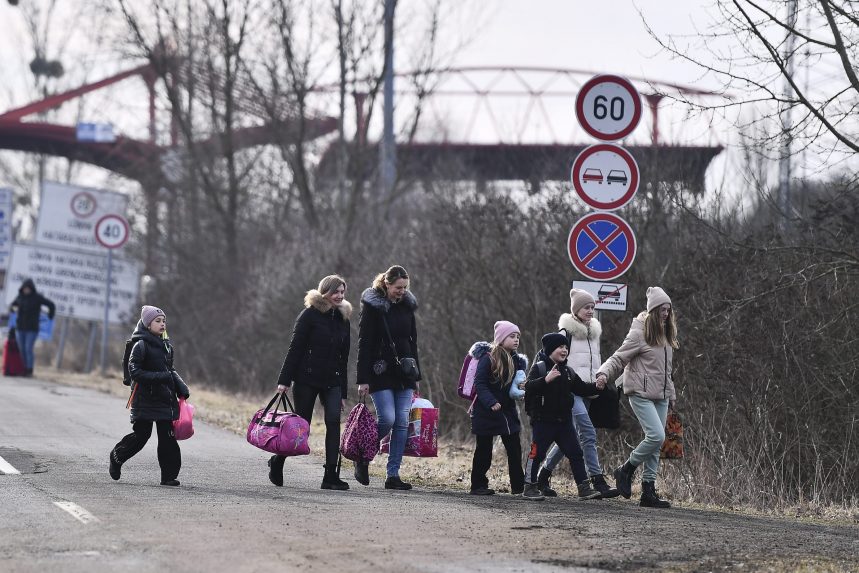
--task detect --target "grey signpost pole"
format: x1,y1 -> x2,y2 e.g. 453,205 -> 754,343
95,214 -> 130,376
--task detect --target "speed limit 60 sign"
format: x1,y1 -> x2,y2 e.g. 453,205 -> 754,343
575,75 -> 642,141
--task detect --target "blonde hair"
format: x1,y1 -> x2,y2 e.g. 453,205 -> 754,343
317,275 -> 347,296
489,343 -> 515,386
644,306 -> 679,349
372,265 -> 409,292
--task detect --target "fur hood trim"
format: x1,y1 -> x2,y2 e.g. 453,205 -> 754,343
361,287 -> 417,313
304,289 -> 353,320
558,314 -> 602,341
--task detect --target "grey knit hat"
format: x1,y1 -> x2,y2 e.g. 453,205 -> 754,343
141,305 -> 165,327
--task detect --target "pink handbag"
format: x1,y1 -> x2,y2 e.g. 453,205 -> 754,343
173,398 -> 195,440
340,399 -> 378,463
246,393 -> 311,457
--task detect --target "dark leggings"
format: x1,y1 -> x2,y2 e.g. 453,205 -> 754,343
112,420 -> 181,481
526,420 -> 588,485
290,384 -> 342,468
471,432 -> 525,492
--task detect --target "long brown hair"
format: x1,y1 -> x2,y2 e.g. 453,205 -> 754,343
372,265 -> 409,291
489,343 -> 514,385
643,307 -> 679,349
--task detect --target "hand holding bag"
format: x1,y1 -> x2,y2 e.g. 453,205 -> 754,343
173,398 -> 195,440
246,393 -> 311,457
340,398 -> 379,463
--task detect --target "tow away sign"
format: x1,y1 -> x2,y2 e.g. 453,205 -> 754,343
572,280 -> 628,312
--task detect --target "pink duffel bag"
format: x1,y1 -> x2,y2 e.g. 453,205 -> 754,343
340,399 -> 378,463
246,393 -> 311,457
173,398 -> 195,440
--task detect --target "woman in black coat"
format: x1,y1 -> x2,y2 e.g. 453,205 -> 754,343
270,275 -> 352,490
9,278 -> 55,376
355,265 -> 421,490
109,305 -> 190,486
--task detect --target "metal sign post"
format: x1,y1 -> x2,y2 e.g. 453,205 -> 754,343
95,214 -> 130,375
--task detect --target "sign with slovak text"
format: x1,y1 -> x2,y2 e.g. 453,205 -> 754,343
570,144 -> 639,211
571,280 -> 628,312
36,181 -> 129,254
3,242 -> 140,324
568,212 -> 637,281
575,75 -> 642,141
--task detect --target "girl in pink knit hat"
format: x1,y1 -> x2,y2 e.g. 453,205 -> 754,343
467,320 -> 528,496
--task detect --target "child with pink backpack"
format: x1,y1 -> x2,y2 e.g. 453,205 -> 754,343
468,321 -> 528,495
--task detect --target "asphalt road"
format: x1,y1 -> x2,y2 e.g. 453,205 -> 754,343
1,376 -> 857,573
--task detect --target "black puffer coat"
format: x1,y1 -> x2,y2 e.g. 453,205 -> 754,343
128,321 -> 190,422
10,279 -> 55,332
524,358 -> 597,424
356,287 -> 421,393
470,352 -> 525,436
276,290 -> 352,398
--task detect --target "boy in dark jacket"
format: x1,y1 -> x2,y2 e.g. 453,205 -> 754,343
523,332 -> 602,501
9,278 -> 55,376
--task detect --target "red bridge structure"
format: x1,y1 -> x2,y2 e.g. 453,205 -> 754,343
0,63 -> 723,269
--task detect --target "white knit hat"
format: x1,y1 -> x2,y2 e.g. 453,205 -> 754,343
646,287 -> 671,312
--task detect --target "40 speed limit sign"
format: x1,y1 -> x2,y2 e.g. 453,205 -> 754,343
575,75 -> 642,141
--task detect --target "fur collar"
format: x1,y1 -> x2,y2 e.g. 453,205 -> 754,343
304,289 -> 353,320
361,287 -> 417,313
558,313 -> 602,341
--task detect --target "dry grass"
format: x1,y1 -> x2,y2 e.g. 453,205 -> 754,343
34,367 -> 859,523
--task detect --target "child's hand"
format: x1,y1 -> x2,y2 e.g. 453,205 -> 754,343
595,378 -> 606,390
491,403 -> 502,412
545,364 -> 561,383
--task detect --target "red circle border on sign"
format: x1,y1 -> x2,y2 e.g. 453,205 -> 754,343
575,75 -> 642,141
567,212 -> 637,281
70,191 -> 98,219
570,143 -> 640,211
95,214 -> 130,249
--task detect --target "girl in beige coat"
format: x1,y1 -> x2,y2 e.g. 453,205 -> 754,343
595,286 -> 678,508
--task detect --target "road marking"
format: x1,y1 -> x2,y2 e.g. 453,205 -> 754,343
0,455 -> 21,474
53,501 -> 100,524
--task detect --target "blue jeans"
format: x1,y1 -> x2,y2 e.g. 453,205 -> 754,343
371,388 -> 413,478
16,329 -> 38,370
542,396 -> 602,477
627,395 -> 670,481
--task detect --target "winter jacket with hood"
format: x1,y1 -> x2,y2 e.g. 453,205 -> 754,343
128,321 -> 190,423
356,287 -> 421,393
276,290 -> 352,398
525,358 -> 597,424
597,312 -> 676,401
558,314 -> 601,385
470,350 -> 525,436
10,279 -> 55,332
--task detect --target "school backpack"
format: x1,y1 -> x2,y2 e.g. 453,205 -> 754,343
121,339 -> 144,386
457,341 -> 492,400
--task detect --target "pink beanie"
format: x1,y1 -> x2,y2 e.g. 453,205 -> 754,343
493,320 -> 520,345
141,305 -> 165,327
569,288 -> 595,314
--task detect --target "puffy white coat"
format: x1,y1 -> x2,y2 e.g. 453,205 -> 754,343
558,313 -> 601,388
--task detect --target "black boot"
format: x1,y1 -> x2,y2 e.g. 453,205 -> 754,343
536,467 -> 557,497
267,455 -> 285,487
321,464 -> 349,491
613,461 -> 637,499
592,474 -> 620,499
384,476 -> 412,490
353,460 -> 370,485
577,479 -> 602,500
109,451 -> 121,481
640,481 -> 671,508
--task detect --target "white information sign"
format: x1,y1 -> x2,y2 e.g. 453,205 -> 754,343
575,75 -> 642,141
4,243 -> 140,324
572,280 -> 628,312
0,188 -> 14,270
36,181 -> 129,254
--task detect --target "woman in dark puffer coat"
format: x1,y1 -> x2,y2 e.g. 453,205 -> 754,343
109,305 -> 190,486
269,275 -> 352,491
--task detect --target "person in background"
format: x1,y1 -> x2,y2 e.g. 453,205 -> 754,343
9,278 -> 55,377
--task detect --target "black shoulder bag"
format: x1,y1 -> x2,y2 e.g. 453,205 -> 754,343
379,314 -> 420,382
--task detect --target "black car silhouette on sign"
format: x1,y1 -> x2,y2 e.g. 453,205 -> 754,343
606,170 -> 628,185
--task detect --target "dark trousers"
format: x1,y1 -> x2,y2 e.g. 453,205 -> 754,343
291,383 -> 342,468
471,433 -> 525,492
526,420 -> 588,485
112,420 -> 181,481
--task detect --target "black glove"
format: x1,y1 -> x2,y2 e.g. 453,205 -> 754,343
171,370 -> 190,399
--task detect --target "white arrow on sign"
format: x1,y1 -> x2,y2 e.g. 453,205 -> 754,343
570,143 -> 640,211
575,75 -> 642,141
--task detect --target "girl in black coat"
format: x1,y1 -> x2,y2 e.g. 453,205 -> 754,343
469,320 -> 527,496
109,306 -> 190,486
269,275 -> 352,490
355,265 -> 421,490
